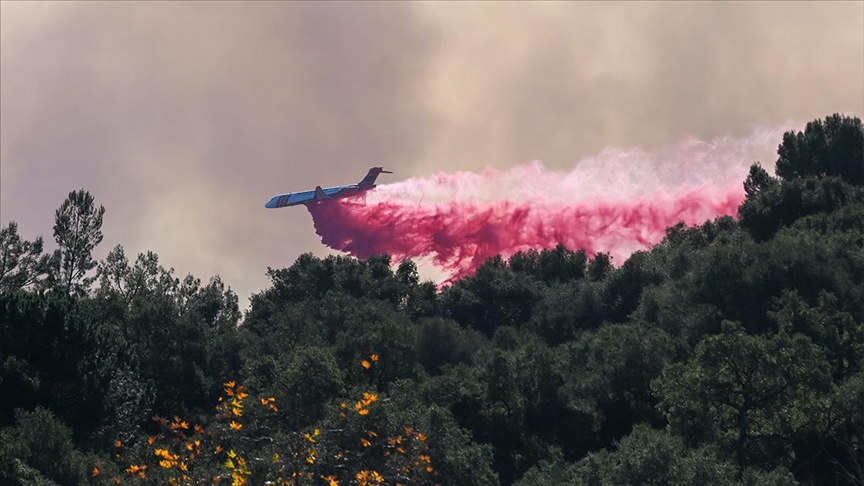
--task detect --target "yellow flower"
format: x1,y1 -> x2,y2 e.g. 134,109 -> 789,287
370,354 -> 379,362
126,464 -> 147,476
272,452 -> 281,463
92,467 -> 100,477
171,418 -> 189,430
227,449 -> 237,459
321,475 -> 339,486
360,438 -> 371,448
357,408 -> 370,416
416,433 -> 427,441
355,470 -> 385,486
229,421 -> 242,431
114,440 -> 122,448
224,380 -> 236,389
361,360 -> 372,369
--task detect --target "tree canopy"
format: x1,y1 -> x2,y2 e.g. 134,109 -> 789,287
1,114 -> 862,485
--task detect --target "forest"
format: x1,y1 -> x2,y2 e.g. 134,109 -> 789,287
1,114 -> 862,485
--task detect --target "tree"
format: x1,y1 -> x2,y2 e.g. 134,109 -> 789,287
653,322 -> 832,472
52,190 -> 105,295
557,323 -> 675,451
560,425 -> 741,486
587,252 -> 613,281
253,346 -> 345,431
0,408 -> 89,486
441,256 -> 540,337
0,222 -> 56,293
508,245 -> 588,284
743,163 -> 779,199
776,114 -> 864,185
517,425 -> 799,486
739,174 -> 861,241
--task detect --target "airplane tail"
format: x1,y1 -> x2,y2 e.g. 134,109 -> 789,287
358,167 -> 393,189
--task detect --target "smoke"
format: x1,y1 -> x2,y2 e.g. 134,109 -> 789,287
307,125 -> 791,282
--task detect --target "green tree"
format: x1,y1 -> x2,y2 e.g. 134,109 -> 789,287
739,175 -> 861,241
776,113 -> 863,185
827,372 -> 864,486
508,245 -> 588,284
557,323 -> 675,452
52,189 -> 105,295
517,425 -> 798,486
0,408 -> 89,486
416,317 -> 484,375
769,290 -> 864,381
653,322 -> 832,471
442,256 -> 540,337
527,280 -> 607,344
0,222 -> 55,292
256,346 -> 345,431
554,425 -> 740,486
587,252 -> 613,281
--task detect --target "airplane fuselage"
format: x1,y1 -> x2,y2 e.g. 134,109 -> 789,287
265,167 -> 392,209
265,184 -> 371,208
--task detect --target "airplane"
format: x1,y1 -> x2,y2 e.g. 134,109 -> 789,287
265,167 -> 393,208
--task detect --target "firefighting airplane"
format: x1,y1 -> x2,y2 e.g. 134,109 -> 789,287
264,167 -> 393,208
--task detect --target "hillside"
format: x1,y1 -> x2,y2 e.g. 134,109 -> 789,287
1,114 -> 862,485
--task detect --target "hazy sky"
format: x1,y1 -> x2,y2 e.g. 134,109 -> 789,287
2,1 -> 862,306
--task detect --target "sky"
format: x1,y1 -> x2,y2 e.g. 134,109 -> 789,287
2,1 -> 863,306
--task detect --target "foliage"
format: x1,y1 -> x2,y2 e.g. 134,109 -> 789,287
652,322 -> 832,469
0,407 -> 90,485
775,114 -> 863,185
52,189 -> 105,296
1,114 -> 862,485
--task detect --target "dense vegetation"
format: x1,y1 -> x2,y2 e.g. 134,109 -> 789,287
1,114 -> 862,485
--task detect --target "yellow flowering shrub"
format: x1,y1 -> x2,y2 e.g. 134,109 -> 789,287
96,356 -> 435,485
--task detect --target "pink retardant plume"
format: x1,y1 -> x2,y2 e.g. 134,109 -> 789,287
306,125 -> 792,282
